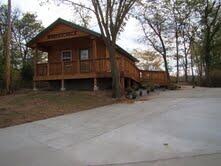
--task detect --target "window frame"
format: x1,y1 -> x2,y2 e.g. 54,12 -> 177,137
79,49 -> 90,61
61,50 -> 72,62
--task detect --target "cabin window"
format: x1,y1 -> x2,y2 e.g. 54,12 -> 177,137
80,49 -> 89,60
61,50 -> 72,62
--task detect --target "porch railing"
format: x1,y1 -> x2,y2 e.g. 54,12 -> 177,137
35,57 -> 140,81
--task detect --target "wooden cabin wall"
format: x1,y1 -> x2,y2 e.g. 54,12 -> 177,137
47,38 -> 92,63
45,36 -> 135,66
96,39 -> 107,58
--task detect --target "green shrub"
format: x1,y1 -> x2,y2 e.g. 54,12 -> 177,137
132,90 -> 137,99
146,87 -> 150,94
125,87 -> 137,99
139,82 -> 146,89
0,55 -> 3,91
132,84 -> 139,91
21,63 -> 34,81
10,69 -> 22,91
139,90 -> 143,96
168,83 -> 179,90
210,69 -> 221,87
126,87 -> 133,95
140,81 -> 155,91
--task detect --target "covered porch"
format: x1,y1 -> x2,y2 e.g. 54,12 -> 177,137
32,37 -> 140,91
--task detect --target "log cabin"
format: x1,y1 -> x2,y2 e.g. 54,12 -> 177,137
27,18 -> 168,92
27,18 -> 141,91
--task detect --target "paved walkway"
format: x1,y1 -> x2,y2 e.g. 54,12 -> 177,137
0,87 -> 221,166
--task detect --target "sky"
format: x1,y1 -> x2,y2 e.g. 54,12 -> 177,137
1,0 -> 145,52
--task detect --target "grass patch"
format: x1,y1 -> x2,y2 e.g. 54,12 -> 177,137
0,90 -> 115,128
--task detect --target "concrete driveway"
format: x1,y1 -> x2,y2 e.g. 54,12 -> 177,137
0,87 -> 221,166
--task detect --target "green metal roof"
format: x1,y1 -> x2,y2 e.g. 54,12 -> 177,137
27,18 -> 138,62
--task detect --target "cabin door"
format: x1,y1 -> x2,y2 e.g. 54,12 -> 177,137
79,49 -> 90,72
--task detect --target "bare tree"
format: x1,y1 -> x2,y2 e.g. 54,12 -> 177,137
180,19 -> 199,83
166,0 -> 195,83
135,0 -> 171,81
70,2 -> 92,28
170,0 -> 182,83
132,49 -> 162,71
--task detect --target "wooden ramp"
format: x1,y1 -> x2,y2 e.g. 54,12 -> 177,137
140,70 -> 169,87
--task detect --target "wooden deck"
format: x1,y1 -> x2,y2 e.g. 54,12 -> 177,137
140,70 -> 169,86
34,57 -> 140,82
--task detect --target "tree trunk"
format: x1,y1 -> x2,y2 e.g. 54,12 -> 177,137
158,33 -> 170,83
183,36 -> 188,82
184,54 -> 188,82
204,36 -> 211,86
199,58 -> 203,84
175,29 -> 179,83
162,54 -> 170,82
190,45 -> 195,87
105,41 -> 121,98
204,63 -> 211,86
4,0 -> 11,93
184,55 -> 188,82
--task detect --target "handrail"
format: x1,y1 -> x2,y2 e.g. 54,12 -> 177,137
35,57 -> 140,81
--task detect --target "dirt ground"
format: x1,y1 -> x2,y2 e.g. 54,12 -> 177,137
0,90 -> 115,128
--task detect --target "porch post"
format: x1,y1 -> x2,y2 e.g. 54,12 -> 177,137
121,77 -> 125,94
105,47 -> 109,58
128,78 -> 131,88
92,38 -> 97,72
92,38 -> 97,58
93,78 -> 98,91
33,81 -> 37,91
33,48 -> 38,91
61,79 -> 65,91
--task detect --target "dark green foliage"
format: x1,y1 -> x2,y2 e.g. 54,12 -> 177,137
132,84 -> 139,91
126,87 -> 134,95
0,3 -> 44,92
0,50 -> 4,91
167,83 -> 180,90
21,63 -> 33,81
139,90 -> 143,96
132,90 -> 137,99
146,87 -> 150,94
11,69 -> 21,91
125,87 -> 137,99
140,81 -> 155,91
210,71 -> 221,87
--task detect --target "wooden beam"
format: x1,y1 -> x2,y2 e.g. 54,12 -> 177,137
128,78 -> 131,88
33,48 -> 38,77
93,77 -> 98,91
47,63 -> 50,76
105,47 -> 109,58
33,48 -> 38,91
33,81 -> 37,91
120,77 -> 125,94
76,49 -> 80,73
61,79 -> 65,91
92,38 -> 97,72
61,61 -> 64,76
92,38 -> 97,59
